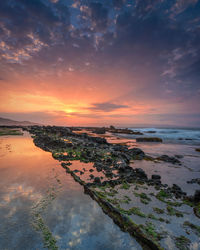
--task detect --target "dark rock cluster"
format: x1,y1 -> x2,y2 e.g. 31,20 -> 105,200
136,137 -> 163,142
157,155 -> 181,165
187,178 -> 200,185
26,126 -> 188,200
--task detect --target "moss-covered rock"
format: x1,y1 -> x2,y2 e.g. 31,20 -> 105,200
175,235 -> 191,250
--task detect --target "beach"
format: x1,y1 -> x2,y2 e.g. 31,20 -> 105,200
0,126 -> 199,249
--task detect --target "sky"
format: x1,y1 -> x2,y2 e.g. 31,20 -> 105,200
0,0 -> 200,127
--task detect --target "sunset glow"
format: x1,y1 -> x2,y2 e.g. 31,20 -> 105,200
0,0 -> 200,126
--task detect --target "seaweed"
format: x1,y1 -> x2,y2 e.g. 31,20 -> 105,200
134,192 -> 151,204
120,182 -> 130,190
153,207 -> 165,214
0,128 -> 23,136
31,172 -> 62,249
32,214 -> 58,250
117,206 -> 146,217
140,222 -> 163,242
183,221 -> 200,236
175,236 -> 191,250
155,190 -> 182,206
166,205 -> 183,217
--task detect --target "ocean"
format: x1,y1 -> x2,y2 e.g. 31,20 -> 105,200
128,127 -> 200,145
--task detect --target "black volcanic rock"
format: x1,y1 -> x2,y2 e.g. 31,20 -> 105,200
94,177 -> 101,184
128,148 -> 145,160
92,127 -> 106,134
108,127 -> 143,135
33,135 -> 68,151
187,178 -> 200,185
193,190 -> 200,202
135,168 -> 147,179
136,137 -> 162,142
157,155 -> 181,164
152,174 -> 161,180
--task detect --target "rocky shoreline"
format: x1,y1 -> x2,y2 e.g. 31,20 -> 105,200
23,125 -> 200,250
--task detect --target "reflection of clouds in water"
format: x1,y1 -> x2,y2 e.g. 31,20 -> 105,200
0,135 -> 141,249
164,236 -> 175,250
0,184 -> 44,249
68,237 -> 81,247
45,190 -> 140,249
1,183 -> 42,207
0,183 -> 43,222
191,242 -> 199,250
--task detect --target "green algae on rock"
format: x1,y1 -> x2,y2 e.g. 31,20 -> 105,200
0,127 -> 23,136
175,235 -> 191,250
25,126 -> 200,250
183,221 -> 200,237
31,172 -> 62,250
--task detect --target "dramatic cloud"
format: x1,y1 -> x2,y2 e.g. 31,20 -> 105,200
89,102 -> 129,112
0,0 -> 200,126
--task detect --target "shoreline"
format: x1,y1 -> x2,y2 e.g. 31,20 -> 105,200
20,125 -> 200,250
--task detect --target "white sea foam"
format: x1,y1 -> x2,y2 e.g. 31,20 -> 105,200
128,127 -> 200,145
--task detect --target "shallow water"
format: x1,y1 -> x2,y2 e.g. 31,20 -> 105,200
0,133 -> 141,250
105,130 -> 200,195
95,182 -> 200,250
132,142 -> 200,195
